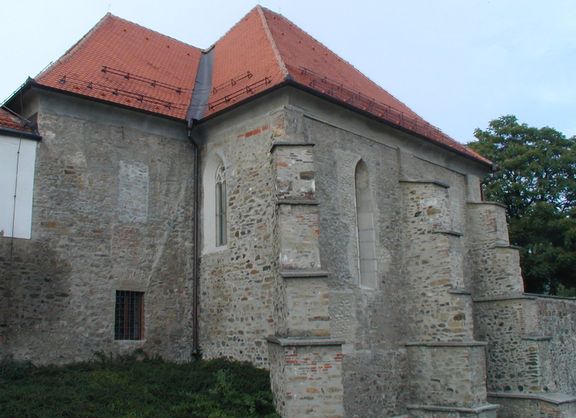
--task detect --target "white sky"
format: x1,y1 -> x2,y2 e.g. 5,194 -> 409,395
2,0 -> 575,143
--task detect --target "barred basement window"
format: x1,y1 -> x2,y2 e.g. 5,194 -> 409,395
114,291 -> 144,340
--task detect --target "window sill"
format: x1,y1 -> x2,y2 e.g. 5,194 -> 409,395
202,245 -> 229,256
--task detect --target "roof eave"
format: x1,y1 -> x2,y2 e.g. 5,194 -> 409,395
7,77 -> 492,169
198,80 -> 492,169
0,126 -> 42,141
293,82 -> 493,168
12,80 -> 186,124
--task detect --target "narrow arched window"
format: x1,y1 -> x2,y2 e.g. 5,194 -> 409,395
355,160 -> 377,288
215,164 -> 227,246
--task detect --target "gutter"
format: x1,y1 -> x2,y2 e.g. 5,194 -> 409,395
0,127 -> 41,141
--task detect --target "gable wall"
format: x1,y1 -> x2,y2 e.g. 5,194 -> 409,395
0,90 -> 196,364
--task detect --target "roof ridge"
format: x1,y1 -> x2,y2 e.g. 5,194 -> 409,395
256,5 -> 290,80
107,13 -> 201,51
263,7 -> 483,155
208,6 -> 260,51
36,13 -> 201,82
260,7 -> 426,121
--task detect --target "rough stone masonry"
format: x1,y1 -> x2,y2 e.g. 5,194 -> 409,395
2,8 -> 576,417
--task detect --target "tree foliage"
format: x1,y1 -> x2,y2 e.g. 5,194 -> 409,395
469,115 -> 576,294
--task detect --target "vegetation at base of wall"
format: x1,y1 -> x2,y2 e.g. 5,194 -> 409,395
468,115 -> 576,294
0,352 -> 279,418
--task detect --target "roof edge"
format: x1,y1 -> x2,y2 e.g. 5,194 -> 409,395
36,13 -> 202,83
35,14 -> 111,81
286,80 -> 492,167
0,105 -> 41,139
106,13 -> 202,51
0,126 -> 42,141
198,80 -> 492,168
256,5 -> 290,80
259,6 -> 420,119
22,81 -> 186,123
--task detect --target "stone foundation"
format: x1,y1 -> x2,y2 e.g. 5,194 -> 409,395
488,392 -> 576,418
268,337 -> 344,418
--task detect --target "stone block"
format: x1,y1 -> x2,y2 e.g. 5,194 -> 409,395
284,277 -> 331,337
278,204 -> 321,271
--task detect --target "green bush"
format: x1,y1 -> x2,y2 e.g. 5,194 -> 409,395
0,354 -> 279,418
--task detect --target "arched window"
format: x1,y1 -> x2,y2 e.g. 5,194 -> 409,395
215,164 -> 227,247
355,160 -> 377,288
202,152 -> 227,252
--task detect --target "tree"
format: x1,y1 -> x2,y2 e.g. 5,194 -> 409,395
468,116 -> 576,294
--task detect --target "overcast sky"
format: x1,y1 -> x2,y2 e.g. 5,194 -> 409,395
2,0 -> 575,143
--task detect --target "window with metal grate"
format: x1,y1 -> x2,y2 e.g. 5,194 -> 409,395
114,290 -> 144,340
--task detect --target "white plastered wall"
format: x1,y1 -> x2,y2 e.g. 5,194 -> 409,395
0,135 -> 37,239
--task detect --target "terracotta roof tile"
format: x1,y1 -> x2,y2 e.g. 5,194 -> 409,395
258,7 -> 490,165
0,107 -> 36,134
36,14 -> 202,119
205,7 -> 286,115
28,7 -> 489,165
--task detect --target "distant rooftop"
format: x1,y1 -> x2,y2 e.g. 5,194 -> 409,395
0,107 -> 38,136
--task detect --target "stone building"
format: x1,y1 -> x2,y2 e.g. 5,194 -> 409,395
1,6 -> 575,418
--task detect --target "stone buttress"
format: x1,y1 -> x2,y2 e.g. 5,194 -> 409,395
400,180 -> 499,418
267,111 -> 344,418
467,201 -> 576,418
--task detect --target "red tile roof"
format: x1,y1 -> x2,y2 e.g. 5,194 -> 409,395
260,7 -> 489,165
0,107 -> 36,134
30,7 -> 490,165
206,7 -> 287,114
36,14 -> 202,119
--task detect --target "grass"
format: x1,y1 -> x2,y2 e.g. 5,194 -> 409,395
0,352 -> 279,418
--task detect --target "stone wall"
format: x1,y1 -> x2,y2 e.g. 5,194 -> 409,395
488,393 -> 576,418
468,177 -> 576,416
266,106 -> 345,417
197,106 -> 279,366
475,296 -> 576,395
536,297 -> 576,394
0,91 -> 195,363
4,85 -> 576,417
299,90 -> 493,416
268,339 -> 344,418
309,112 -> 409,416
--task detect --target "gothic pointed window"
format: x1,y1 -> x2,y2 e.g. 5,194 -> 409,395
215,164 -> 227,247
355,160 -> 377,288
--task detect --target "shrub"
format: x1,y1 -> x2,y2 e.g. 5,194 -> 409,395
0,354 -> 278,418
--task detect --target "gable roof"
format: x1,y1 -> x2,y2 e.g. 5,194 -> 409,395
36,14 -> 202,119
28,6 -> 489,166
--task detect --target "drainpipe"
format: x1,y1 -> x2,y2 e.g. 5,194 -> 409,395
185,46 -> 214,359
187,120 -> 201,358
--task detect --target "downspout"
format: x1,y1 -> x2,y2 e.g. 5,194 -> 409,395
187,123 -> 201,357
186,46 -> 214,358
